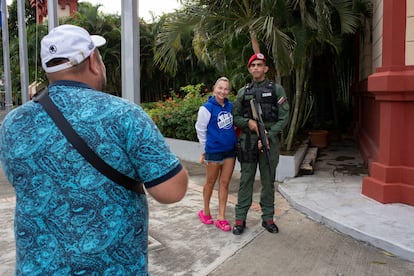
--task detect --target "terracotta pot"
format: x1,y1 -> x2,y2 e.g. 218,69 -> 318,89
309,130 -> 329,148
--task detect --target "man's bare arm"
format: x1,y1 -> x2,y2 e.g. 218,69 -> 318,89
146,168 -> 189,204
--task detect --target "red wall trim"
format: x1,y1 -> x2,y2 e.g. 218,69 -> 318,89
361,0 -> 414,206
382,0 -> 406,67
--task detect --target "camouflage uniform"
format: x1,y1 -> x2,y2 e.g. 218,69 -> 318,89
233,79 -> 290,222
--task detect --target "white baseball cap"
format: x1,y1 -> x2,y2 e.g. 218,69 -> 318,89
41,24 -> 106,73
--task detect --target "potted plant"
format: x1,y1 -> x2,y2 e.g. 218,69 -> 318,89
308,130 -> 329,148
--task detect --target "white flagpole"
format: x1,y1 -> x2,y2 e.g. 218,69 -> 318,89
17,0 -> 29,104
121,0 -> 140,104
1,0 -> 13,113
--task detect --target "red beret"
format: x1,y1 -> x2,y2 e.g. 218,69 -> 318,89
247,53 -> 266,67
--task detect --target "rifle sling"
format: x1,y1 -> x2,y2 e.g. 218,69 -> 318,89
33,89 -> 145,195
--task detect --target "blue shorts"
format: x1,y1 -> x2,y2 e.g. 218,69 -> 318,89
205,150 -> 236,163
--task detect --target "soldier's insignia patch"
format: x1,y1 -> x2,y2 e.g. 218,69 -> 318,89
278,97 -> 287,105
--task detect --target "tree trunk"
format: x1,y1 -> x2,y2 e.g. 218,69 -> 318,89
329,62 -> 340,139
286,68 -> 304,151
249,30 -> 260,53
286,59 -> 306,151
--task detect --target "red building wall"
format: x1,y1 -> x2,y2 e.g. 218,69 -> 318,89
32,0 -> 78,24
358,0 -> 414,206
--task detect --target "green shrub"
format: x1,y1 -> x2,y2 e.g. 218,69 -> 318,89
143,83 -> 236,142
143,84 -> 208,142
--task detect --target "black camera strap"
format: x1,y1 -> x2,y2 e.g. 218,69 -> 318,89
33,89 -> 145,194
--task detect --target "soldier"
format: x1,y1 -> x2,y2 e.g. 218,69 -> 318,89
232,53 -> 290,235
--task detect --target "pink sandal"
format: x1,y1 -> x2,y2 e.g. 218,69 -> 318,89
215,219 -> 231,232
198,210 -> 213,224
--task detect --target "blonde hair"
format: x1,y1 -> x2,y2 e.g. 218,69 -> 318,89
214,76 -> 231,90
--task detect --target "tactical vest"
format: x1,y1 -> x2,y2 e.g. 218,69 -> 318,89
242,81 -> 278,122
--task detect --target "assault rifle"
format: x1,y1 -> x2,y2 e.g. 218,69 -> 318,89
250,98 -> 272,177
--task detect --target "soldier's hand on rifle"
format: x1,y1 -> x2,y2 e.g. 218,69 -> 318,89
248,119 -> 258,134
258,139 -> 263,151
257,135 -> 270,151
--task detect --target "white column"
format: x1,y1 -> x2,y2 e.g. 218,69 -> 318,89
121,0 -> 140,103
1,0 -> 12,113
17,0 -> 29,103
47,0 -> 58,30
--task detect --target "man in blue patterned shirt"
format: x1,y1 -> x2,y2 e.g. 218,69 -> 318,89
0,24 -> 188,275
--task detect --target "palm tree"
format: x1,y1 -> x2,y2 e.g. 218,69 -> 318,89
155,0 -> 368,150
62,2 -> 122,96
154,0 -> 293,89
281,0 -> 361,150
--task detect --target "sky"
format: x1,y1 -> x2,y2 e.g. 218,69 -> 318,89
79,0 -> 182,21
3,1 -> 181,22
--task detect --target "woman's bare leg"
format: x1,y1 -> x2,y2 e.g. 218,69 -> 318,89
217,157 -> 236,220
203,162 -> 221,216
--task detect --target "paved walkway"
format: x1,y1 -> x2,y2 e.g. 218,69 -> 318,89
279,142 -> 414,264
1,137 -> 414,275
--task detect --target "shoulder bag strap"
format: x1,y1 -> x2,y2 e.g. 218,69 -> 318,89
33,89 -> 145,194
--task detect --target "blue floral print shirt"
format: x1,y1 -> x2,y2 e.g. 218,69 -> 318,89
0,80 -> 181,275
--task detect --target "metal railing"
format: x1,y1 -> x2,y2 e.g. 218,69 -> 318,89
1,0 -> 141,120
